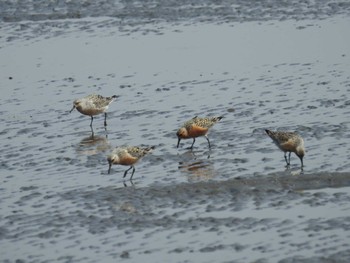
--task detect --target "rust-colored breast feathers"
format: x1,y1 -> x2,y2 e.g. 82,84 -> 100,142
187,124 -> 209,138
119,154 -> 138,166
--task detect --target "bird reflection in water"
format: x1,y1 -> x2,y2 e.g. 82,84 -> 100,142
178,150 -> 216,182
76,128 -> 111,155
122,180 -> 135,187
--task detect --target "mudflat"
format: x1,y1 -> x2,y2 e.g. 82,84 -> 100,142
1,1 -> 350,262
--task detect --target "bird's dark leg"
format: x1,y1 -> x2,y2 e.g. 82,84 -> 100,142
123,166 -> 133,178
104,112 -> 107,127
284,152 -> 290,166
288,152 -> 291,165
205,135 -> 211,149
90,116 -> 94,127
188,138 -> 196,150
108,163 -> 112,174
129,166 -> 136,180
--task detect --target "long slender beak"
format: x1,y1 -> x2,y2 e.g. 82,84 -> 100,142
69,105 -> 76,113
298,155 -> 304,170
177,138 -> 181,148
108,163 -> 112,174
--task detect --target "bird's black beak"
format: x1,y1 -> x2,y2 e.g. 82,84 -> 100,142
108,162 -> 112,174
177,138 -> 181,148
69,105 -> 76,113
298,155 -> 304,170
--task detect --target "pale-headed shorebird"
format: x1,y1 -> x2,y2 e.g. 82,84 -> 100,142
265,129 -> 305,169
176,116 -> 223,149
70,94 -> 118,127
107,146 -> 155,180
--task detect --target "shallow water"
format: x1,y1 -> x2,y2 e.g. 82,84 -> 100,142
1,1 -> 350,262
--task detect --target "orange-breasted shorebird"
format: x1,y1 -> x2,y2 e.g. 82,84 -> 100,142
176,116 -> 223,149
70,94 -> 119,127
107,146 -> 155,180
265,129 -> 305,169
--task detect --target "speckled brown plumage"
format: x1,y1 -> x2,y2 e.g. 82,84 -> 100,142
265,129 -> 305,169
107,146 -> 155,179
70,94 -> 118,127
177,116 -> 223,149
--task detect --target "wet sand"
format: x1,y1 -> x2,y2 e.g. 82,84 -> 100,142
1,1 -> 350,262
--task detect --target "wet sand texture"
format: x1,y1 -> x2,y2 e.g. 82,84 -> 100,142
1,0 -> 350,262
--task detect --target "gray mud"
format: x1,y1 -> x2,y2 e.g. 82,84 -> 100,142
1,0 -> 350,262
2,172 -> 350,262
1,0 -> 350,23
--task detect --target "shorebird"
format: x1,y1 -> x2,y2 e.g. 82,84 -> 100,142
70,94 -> 118,127
176,116 -> 223,149
107,146 -> 155,180
265,129 -> 305,169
